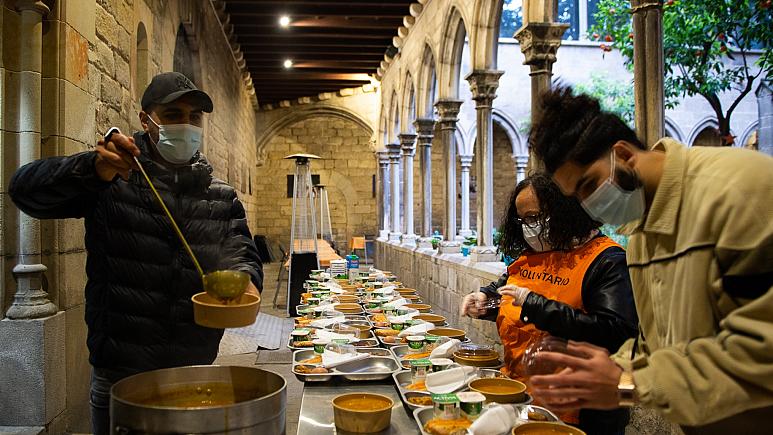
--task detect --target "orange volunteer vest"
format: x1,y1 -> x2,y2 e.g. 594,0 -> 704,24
496,236 -> 621,423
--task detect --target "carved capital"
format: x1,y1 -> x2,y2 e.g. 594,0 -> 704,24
413,118 -> 435,147
377,150 -> 391,167
398,133 -> 417,155
385,143 -> 402,161
514,22 -> 569,75
459,154 -> 474,168
434,100 -> 463,128
512,154 -> 529,168
465,70 -> 505,106
15,0 -> 50,15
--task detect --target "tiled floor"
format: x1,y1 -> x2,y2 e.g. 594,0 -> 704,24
213,262 -> 304,435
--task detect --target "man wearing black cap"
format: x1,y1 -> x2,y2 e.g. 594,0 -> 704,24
9,72 -> 263,433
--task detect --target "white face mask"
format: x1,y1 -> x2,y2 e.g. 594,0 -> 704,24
581,151 -> 645,226
522,219 -> 552,252
148,117 -> 202,165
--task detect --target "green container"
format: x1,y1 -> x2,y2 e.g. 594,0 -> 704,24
457,392 -> 485,420
410,358 -> 432,381
390,321 -> 405,331
431,393 -> 460,420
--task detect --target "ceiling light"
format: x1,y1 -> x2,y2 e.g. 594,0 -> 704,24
283,59 -> 293,69
279,16 -> 290,27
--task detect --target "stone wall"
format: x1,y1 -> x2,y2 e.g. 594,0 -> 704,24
253,115 -> 378,251
1,0 -> 260,430
374,240 -> 505,352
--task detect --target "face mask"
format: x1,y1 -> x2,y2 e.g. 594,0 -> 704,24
581,151 -> 645,226
148,117 -> 202,165
522,220 -> 552,252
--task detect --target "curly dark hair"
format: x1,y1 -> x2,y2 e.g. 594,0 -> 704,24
498,173 -> 600,258
529,85 -> 645,174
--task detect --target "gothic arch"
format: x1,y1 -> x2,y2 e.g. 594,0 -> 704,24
417,42 -> 439,119
255,106 -> 375,163
437,7 -> 470,99
401,72 -> 417,132
471,0 -> 505,70
389,90 -> 401,143
687,116 -> 735,147
664,116 -> 685,142
739,120 -> 759,149
465,110 -> 525,156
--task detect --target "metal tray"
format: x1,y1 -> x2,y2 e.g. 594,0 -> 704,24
390,345 -> 434,369
293,347 -> 393,363
286,329 -> 379,350
293,352 -> 401,382
413,404 -> 561,435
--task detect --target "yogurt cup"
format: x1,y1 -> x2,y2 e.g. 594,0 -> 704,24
291,329 -> 311,344
457,392 -> 485,420
407,335 -> 426,351
306,297 -> 320,306
410,358 -> 431,382
313,338 -> 329,354
432,393 -> 461,420
429,357 -> 454,372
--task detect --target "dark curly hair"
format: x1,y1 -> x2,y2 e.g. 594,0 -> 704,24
498,173 -> 600,258
529,85 -> 645,173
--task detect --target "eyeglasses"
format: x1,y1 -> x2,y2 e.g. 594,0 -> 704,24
514,214 -> 544,226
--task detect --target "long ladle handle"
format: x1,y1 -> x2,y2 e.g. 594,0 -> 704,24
103,127 -> 205,279
132,155 -> 205,279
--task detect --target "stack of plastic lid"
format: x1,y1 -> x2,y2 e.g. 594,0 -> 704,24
329,259 -> 347,277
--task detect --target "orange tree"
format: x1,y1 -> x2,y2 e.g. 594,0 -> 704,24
591,0 -> 772,145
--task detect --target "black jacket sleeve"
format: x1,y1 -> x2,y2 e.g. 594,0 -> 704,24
219,195 -> 264,292
9,152 -> 111,219
477,272 -> 509,322
519,246 -> 639,352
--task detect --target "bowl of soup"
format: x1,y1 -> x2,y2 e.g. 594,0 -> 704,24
396,288 -> 417,295
427,327 -> 466,340
192,292 -> 260,328
512,422 -> 586,435
404,303 -> 432,313
332,392 -> 394,433
334,294 -> 359,303
414,314 -> 446,326
333,303 -> 362,314
469,378 -> 527,403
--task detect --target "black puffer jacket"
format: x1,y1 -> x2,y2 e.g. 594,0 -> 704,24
9,132 -> 263,379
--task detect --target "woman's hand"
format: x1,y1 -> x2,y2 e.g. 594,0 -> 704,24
497,284 -> 531,306
460,292 -> 488,318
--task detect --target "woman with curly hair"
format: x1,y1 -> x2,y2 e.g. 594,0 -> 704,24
461,173 -> 638,434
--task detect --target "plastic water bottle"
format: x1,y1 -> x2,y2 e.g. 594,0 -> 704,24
346,253 -> 359,284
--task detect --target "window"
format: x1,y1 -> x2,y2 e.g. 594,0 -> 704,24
173,24 -> 200,86
500,0 -> 598,41
134,22 -> 149,99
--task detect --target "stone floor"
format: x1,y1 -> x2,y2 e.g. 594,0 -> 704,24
212,262 -> 303,435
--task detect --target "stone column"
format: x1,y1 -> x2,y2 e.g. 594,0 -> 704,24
0,0 -> 66,428
756,80 -> 772,156
386,142 -> 402,244
631,0 -> 665,147
377,151 -> 391,240
414,118 -> 436,250
514,22 -> 569,128
466,70 -> 504,262
458,155 -> 473,238
512,154 -> 529,183
399,133 -> 418,247
434,100 -> 463,254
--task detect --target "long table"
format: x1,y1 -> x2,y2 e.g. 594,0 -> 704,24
297,380 -> 420,434
285,239 -> 343,268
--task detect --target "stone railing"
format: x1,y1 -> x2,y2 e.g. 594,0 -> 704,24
374,241 -> 507,353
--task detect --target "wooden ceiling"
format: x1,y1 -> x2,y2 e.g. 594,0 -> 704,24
223,0 -> 412,106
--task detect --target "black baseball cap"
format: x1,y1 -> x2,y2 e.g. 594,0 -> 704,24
141,72 -> 213,113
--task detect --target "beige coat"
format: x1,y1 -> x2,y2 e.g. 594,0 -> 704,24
611,139 -> 773,429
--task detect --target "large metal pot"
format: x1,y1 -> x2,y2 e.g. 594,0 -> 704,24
110,365 -> 286,434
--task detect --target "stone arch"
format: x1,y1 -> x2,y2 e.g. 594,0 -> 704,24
173,23 -> 201,86
687,116 -> 735,147
465,110 -> 525,156
471,0 -> 505,70
255,106 -> 375,163
401,72 -> 417,132
389,90 -> 401,143
438,7 -> 470,99
133,22 -> 149,100
417,42 -> 439,118
739,120 -> 759,149
379,106 -> 388,148
664,116 -> 685,142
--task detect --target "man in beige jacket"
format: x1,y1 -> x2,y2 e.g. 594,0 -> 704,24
525,86 -> 773,434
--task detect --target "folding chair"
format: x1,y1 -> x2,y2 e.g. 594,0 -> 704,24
272,243 -> 288,309
350,236 -> 368,265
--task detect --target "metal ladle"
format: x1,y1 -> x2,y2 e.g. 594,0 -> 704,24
105,128 -> 249,303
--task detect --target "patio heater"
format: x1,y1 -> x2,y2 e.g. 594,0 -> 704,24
313,184 -> 333,244
285,153 -> 320,316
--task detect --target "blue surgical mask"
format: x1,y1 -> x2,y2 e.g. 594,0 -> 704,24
581,151 -> 645,226
148,117 -> 202,165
